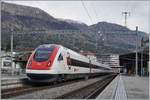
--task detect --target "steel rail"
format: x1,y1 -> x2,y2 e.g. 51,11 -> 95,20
56,74 -> 116,99
1,77 -> 86,99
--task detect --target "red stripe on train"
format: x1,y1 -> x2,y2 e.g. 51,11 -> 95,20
49,47 -> 59,68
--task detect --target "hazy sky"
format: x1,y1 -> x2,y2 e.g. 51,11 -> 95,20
4,0 -> 150,33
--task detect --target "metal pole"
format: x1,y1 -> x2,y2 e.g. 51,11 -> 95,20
95,33 -> 98,51
141,37 -> 144,76
124,13 -> 127,27
0,7 -> 1,76
89,58 -> 91,73
11,29 -> 14,75
135,26 -> 138,76
122,12 -> 130,27
141,49 -> 143,76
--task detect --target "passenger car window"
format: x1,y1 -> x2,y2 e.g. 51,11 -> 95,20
58,54 -> 63,61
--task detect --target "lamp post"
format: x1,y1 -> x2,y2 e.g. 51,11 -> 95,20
141,48 -> 143,76
141,37 -> 144,76
11,29 -> 14,75
135,26 -> 138,77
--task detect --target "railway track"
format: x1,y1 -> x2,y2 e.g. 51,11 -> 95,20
56,74 -> 116,99
1,74 -> 116,99
1,77 -> 85,99
1,78 -> 28,90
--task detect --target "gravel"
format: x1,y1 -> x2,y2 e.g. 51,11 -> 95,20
12,77 -> 104,99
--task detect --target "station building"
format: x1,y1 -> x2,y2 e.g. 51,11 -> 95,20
119,51 -> 149,76
120,37 -> 149,76
98,54 -> 121,73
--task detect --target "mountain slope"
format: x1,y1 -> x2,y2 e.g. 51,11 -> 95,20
1,2 -> 79,31
1,2 -> 148,56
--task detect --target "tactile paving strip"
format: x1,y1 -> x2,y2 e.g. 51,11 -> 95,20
114,75 -> 127,100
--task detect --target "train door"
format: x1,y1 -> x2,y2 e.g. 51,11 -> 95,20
57,53 -> 65,73
66,52 -> 72,72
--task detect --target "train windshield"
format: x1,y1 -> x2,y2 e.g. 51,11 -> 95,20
34,47 -> 54,62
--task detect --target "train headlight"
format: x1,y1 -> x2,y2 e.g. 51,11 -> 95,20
47,61 -> 51,67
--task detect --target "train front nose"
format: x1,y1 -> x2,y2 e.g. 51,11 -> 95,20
26,45 -> 59,82
27,47 -> 54,70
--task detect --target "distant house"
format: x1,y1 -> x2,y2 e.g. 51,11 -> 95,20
98,54 -> 121,73
1,55 -> 12,69
81,51 -> 97,61
1,51 -> 30,74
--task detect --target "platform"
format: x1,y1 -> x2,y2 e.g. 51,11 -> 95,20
97,74 -> 149,99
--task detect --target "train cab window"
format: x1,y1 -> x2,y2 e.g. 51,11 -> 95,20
34,47 -> 54,62
58,54 -> 63,61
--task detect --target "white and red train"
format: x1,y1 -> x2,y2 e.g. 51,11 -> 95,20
26,44 -> 112,82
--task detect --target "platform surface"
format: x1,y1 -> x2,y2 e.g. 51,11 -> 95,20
122,75 -> 149,99
97,74 -> 149,99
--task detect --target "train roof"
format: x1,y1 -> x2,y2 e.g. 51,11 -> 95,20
100,63 -> 112,70
38,44 -> 112,70
38,44 -> 61,48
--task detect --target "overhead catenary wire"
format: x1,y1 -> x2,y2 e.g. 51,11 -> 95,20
81,0 -> 94,25
92,5 -> 99,24
81,0 -> 99,51
78,2 -> 146,57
